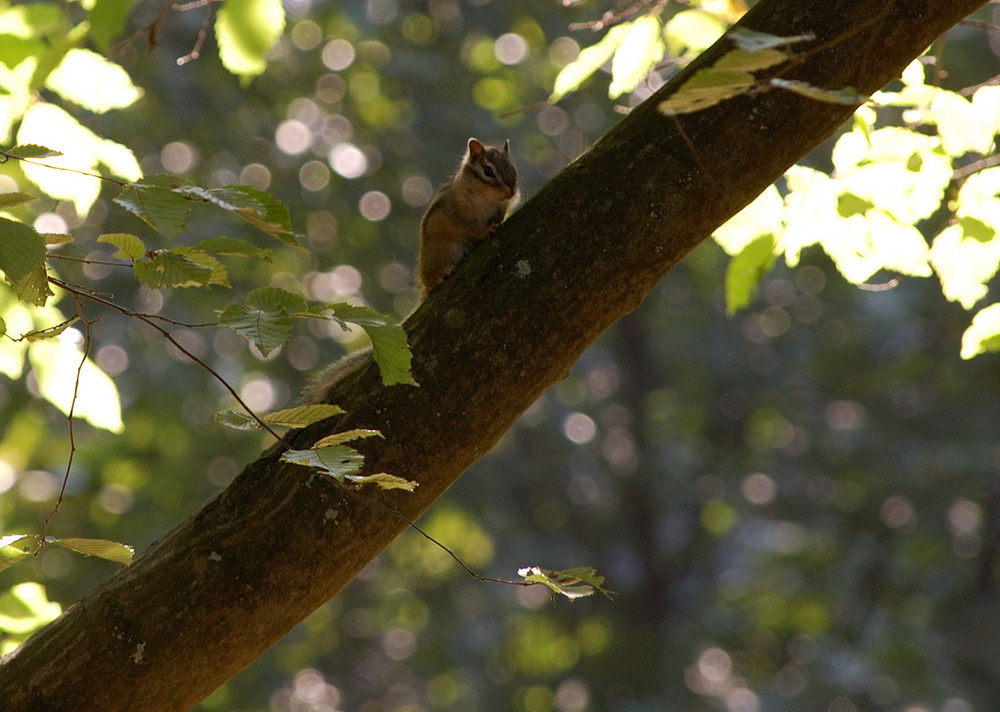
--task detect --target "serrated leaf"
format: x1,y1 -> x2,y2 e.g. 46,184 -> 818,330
135,250 -> 214,288
50,537 -> 134,564
0,216 -> 46,284
12,266 -> 53,306
770,78 -> 864,105
214,409 -> 260,430
174,249 -> 229,287
307,303 -> 416,387
3,144 -> 62,159
114,184 -> 192,240
0,191 -> 37,209
216,0 -> 286,83
282,444 -> 365,482
961,303 -> 1000,359
229,185 -> 300,248
312,429 -> 382,448
344,472 -> 417,492
218,287 -> 305,356
729,28 -> 815,52
98,232 -> 146,261
262,404 -> 345,428
192,236 -> 273,260
659,67 -> 754,114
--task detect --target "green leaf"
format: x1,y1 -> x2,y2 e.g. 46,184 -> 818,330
173,249 -> 229,287
228,185 -> 299,248
98,232 -> 146,261
218,287 -> 306,356
0,191 -> 36,209
961,303 -> 1000,359
215,0 -> 286,83
191,236 -> 273,260
263,404 -> 345,428
3,144 -> 62,159
29,337 -> 124,432
49,537 -> 134,564
135,250 -> 214,289
549,23 -> 631,103
282,444 -> 365,482
0,216 -> 46,284
714,47 -> 788,73
929,224 -> 1000,310
609,16 -> 664,99
114,184 -> 192,240
725,233 -> 778,315
517,565 -> 614,600
312,429 -> 382,448
305,303 -> 416,386
12,266 -> 54,306
0,535 -> 35,573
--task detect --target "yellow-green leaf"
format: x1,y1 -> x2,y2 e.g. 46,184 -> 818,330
50,537 -> 134,564
609,16 -> 664,99
216,0 -> 286,83
45,48 -> 142,113
961,303 -> 1000,359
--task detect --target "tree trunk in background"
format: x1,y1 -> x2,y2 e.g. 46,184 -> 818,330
0,1 -> 986,709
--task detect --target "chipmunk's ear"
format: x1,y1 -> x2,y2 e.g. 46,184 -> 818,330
467,138 -> 485,157
502,139 -> 510,154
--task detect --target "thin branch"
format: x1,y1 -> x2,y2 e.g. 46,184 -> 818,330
47,277 -> 291,447
40,295 -> 91,542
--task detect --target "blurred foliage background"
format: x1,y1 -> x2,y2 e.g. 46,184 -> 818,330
3,1 -> 1000,711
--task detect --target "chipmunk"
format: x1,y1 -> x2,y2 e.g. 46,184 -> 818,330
417,137 -> 519,297
302,138 -> 518,403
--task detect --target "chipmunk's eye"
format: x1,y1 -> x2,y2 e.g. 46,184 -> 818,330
483,165 -> 495,178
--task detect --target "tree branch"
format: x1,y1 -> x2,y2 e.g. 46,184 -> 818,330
1,0 -> 987,709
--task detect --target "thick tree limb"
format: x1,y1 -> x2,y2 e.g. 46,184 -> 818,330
1,0 -> 987,709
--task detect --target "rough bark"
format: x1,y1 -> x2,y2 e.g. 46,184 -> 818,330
0,0 -> 986,709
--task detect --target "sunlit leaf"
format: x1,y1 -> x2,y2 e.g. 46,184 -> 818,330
192,236 -> 273,260
517,565 -> 613,600
609,16 -> 664,99
0,582 -> 60,633
770,78 -> 864,105
961,303 -> 1000,359
714,47 -> 788,73
345,472 -> 417,492
215,0 -> 286,83
214,409 -> 260,431
28,333 -> 124,433
659,67 -> 754,114
664,9 -> 728,57
228,185 -> 299,248
729,27 -> 814,52
312,429 -> 382,448
50,537 -> 134,564
0,534 -> 35,573
16,103 -> 141,215
929,224 -> 1000,309
98,232 -> 145,261
45,48 -> 142,113
262,404 -> 346,428
549,23 -> 630,103
725,233 -> 778,315
12,266 -> 53,306
282,444 -> 365,482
